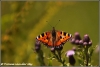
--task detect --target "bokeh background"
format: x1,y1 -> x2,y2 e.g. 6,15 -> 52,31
1,1 -> 99,66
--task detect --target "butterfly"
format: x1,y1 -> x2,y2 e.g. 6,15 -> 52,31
36,27 -> 72,48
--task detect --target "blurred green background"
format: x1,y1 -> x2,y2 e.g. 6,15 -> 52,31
1,1 -> 99,66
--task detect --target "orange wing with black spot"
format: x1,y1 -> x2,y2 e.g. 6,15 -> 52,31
55,31 -> 72,47
36,31 -> 54,47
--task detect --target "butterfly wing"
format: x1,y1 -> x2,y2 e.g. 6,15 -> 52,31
55,31 -> 72,47
36,31 -> 53,47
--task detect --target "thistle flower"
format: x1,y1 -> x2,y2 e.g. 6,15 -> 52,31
34,39 -> 41,52
65,50 -> 76,66
83,42 -> 88,46
79,40 -> 83,45
70,32 -> 92,47
75,40 -> 79,45
74,32 -> 81,40
70,32 -> 81,45
83,34 -> 92,47
83,34 -> 90,42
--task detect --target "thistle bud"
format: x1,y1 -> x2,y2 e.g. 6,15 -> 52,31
74,32 -> 81,40
83,34 -> 90,42
34,39 -> 41,52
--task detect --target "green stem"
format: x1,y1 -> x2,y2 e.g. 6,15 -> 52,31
85,46 -> 89,66
37,50 -> 45,66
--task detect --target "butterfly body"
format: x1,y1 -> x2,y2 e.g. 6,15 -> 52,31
36,27 -> 72,48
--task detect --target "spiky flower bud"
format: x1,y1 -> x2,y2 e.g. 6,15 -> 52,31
34,39 -> 41,52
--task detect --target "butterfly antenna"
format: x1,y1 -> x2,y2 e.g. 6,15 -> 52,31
46,21 -> 52,28
54,20 -> 60,27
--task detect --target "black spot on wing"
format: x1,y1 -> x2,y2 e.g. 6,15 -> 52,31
68,33 -> 72,37
64,32 -> 66,36
60,36 -> 62,39
38,36 -> 40,38
60,32 -> 62,34
68,33 -> 70,37
41,33 -> 44,37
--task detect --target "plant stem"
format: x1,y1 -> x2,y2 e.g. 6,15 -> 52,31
37,50 -> 45,66
85,46 -> 89,66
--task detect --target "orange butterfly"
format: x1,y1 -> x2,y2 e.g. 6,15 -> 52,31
36,27 -> 72,48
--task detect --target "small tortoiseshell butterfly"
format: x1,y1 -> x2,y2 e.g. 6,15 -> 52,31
36,27 -> 72,48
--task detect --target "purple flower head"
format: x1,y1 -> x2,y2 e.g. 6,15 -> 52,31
70,32 -> 81,45
34,39 -> 41,52
82,34 -> 92,47
83,42 -> 88,46
75,40 -> 79,45
70,33 -> 92,47
65,50 -> 75,65
35,39 -> 41,46
35,46 -> 40,51
79,40 -> 83,45
66,50 -> 75,57
74,32 -> 81,40
83,34 -> 90,42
